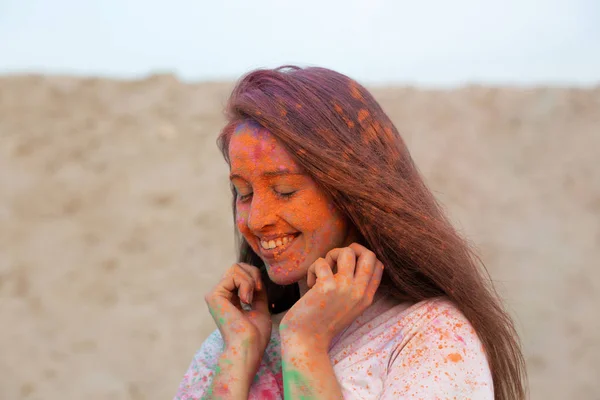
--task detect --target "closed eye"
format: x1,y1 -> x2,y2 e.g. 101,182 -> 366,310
238,192 -> 253,202
236,190 -> 296,203
276,190 -> 296,200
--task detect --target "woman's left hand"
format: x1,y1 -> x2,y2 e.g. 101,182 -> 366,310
280,242 -> 384,351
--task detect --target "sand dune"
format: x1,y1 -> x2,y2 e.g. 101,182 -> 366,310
0,75 -> 599,399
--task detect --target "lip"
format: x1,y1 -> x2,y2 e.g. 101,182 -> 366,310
258,233 -> 300,260
258,232 -> 299,242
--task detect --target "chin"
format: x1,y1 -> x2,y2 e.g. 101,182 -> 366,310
265,262 -> 307,286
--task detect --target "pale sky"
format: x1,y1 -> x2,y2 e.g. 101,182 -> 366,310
1,0 -> 599,86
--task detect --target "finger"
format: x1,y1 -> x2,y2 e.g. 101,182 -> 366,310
218,264 -> 255,304
325,247 -> 356,278
348,242 -> 369,256
315,259 -> 336,292
307,262 -> 316,289
235,262 -> 263,292
316,260 -> 334,279
307,257 -> 334,288
237,264 -> 268,313
353,249 -> 377,293
248,274 -> 269,314
365,260 -> 384,300
324,248 -> 342,274
205,273 -> 246,327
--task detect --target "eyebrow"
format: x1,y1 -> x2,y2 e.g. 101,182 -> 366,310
229,169 -> 304,180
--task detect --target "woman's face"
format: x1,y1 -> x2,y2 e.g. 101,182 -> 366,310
228,122 -> 352,286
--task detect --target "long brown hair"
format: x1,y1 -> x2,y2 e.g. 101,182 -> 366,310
216,65 -> 526,400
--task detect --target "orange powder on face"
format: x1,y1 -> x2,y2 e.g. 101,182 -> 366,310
229,124 -> 351,285
447,353 -> 463,362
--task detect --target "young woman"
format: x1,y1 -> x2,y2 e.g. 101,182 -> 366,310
174,66 -> 527,399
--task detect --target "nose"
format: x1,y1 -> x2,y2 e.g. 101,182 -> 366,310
247,193 -> 278,233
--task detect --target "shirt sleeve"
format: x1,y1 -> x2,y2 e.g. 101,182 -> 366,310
173,329 -> 224,400
380,305 -> 494,399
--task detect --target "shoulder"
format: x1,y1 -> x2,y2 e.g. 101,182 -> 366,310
384,297 -> 493,398
400,297 -> 477,336
371,296 -> 482,348
394,297 -> 489,363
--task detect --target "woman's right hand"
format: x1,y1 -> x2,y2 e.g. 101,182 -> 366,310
204,262 -> 272,372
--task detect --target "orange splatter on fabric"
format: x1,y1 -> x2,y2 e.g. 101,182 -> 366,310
175,297 -> 493,399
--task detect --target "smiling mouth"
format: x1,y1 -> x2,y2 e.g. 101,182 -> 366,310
258,233 -> 300,257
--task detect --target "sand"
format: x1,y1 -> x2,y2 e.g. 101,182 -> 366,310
0,74 -> 599,399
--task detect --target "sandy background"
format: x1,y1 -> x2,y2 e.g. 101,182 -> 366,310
0,74 -> 599,399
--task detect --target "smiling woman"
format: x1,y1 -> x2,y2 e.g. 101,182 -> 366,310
174,66 -> 527,400
228,121 -> 354,288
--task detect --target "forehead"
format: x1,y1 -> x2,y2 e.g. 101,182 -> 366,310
228,122 -> 298,171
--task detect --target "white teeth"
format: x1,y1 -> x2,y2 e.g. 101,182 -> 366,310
260,235 -> 295,250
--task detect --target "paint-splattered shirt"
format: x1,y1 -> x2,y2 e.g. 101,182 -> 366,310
174,296 -> 494,399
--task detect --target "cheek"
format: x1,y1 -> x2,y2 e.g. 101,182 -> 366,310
235,207 -> 249,232
286,203 -> 345,243
281,206 -> 320,233
315,223 -> 338,245
305,201 -> 340,231
316,214 -> 347,244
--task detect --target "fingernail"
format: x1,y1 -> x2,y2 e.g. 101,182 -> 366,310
247,292 -> 253,304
